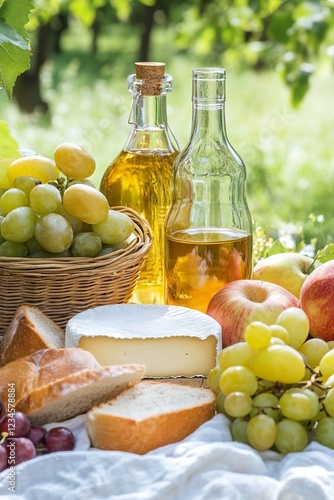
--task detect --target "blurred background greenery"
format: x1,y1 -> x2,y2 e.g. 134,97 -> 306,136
1,0 -> 334,252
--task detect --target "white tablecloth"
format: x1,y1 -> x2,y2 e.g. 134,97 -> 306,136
1,413 -> 334,499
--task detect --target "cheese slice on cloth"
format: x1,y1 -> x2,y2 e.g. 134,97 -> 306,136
65,304 -> 222,377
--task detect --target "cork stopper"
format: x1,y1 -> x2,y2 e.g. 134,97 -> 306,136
135,62 -> 165,96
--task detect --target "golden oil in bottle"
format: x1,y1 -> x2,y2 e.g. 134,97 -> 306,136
101,149 -> 178,304
165,228 -> 252,313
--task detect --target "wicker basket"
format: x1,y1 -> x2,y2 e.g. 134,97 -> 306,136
0,206 -> 153,336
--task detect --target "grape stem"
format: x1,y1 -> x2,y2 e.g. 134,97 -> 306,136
256,362 -> 327,398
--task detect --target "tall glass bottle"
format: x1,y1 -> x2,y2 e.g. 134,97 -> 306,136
165,68 -> 253,313
100,62 -> 179,304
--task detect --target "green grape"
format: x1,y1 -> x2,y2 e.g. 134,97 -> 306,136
0,216 -> 5,244
250,392 -> 279,421
112,232 -> 136,249
279,389 -> 314,421
215,392 -> 227,415
56,205 -> 84,235
207,366 -> 222,395
25,236 -> 43,255
327,341 -> 334,351
63,184 -> 109,225
223,391 -> 253,418
70,232 -> 102,257
298,338 -> 329,369
1,207 -> 38,243
324,374 -> 334,387
319,350 -> 334,380
68,178 -> 96,188
302,388 -> 321,419
29,184 -> 62,215
35,213 -> 73,253
275,419 -> 309,453
54,142 -> 96,179
249,344 -> 305,384
275,307 -> 309,350
315,417 -> 334,449
323,388 -> 334,417
0,188 -> 28,215
8,155 -> 60,184
247,414 -> 277,451
13,175 -> 41,198
257,379 -> 274,392
29,249 -> 71,258
217,342 -> 255,371
231,418 -> 250,445
244,321 -> 272,350
98,247 -> 116,256
92,209 -> 134,245
314,406 -> 329,423
270,337 -> 285,346
219,366 -> 258,396
269,324 -> 290,344
0,241 -> 28,257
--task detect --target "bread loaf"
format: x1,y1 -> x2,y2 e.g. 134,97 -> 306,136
86,381 -> 216,454
0,348 -> 145,425
0,304 -> 65,366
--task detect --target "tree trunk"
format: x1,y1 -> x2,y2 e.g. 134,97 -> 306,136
138,5 -> 155,62
13,23 -> 51,114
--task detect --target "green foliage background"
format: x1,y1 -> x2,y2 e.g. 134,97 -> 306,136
1,0 -> 334,255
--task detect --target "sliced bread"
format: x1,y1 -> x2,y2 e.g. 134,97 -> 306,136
0,304 -> 65,366
0,347 -> 146,425
86,381 -> 216,454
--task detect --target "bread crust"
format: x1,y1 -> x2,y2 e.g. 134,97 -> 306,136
86,382 -> 216,454
0,304 -> 65,366
0,348 -> 145,425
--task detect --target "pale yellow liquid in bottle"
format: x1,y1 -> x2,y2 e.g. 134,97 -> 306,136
100,149 -> 179,304
165,228 -> 252,313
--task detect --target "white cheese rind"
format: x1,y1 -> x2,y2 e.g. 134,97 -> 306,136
65,304 -> 222,377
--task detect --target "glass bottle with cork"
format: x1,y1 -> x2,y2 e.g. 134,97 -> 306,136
100,62 -> 179,304
165,67 -> 253,314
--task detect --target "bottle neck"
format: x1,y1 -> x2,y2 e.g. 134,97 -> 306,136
191,102 -> 227,143
124,73 -> 178,154
189,67 -> 228,144
129,94 -> 169,130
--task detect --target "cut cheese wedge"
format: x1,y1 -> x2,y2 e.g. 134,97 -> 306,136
65,304 -> 222,377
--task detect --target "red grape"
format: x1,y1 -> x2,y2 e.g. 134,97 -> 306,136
6,437 -> 36,466
26,425 -> 47,447
45,427 -> 75,453
0,412 -> 31,438
0,445 -> 7,472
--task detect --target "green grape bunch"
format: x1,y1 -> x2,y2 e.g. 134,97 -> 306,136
0,143 -> 134,258
208,308 -> 334,454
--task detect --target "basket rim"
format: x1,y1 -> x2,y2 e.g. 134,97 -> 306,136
0,206 -> 153,269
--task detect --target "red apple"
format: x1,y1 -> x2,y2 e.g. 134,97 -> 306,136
300,259 -> 334,341
206,279 -> 299,347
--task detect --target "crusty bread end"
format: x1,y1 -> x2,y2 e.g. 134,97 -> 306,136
0,348 -> 146,425
0,304 -> 65,367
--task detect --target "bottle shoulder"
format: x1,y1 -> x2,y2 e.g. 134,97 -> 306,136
101,149 -> 178,184
174,142 -> 246,177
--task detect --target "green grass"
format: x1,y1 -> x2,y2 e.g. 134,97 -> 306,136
1,20 -> 333,248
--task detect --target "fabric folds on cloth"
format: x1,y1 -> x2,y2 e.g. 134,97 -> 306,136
1,414 -> 334,499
